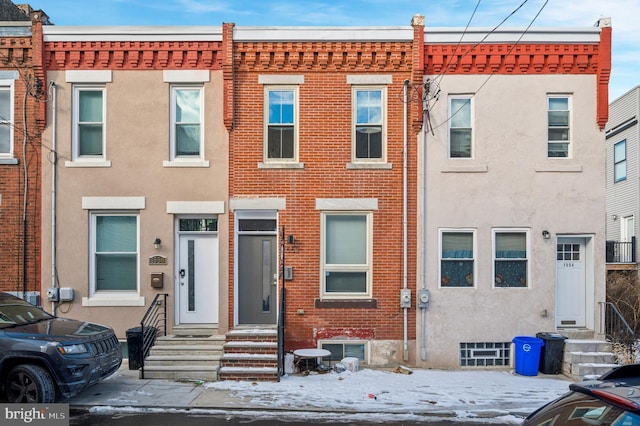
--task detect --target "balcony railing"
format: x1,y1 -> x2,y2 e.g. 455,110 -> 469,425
606,237 -> 636,264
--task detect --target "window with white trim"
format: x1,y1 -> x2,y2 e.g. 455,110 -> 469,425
321,212 -> 372,298
73,85 -> 105,160
547,95 -> 571,158
320,340 -> 368,364
493,229 -> 529,288
0,80 -> 14,157
90,213 -> 139,294
265,86 -> 297,162
353,87 -> 386,162
614,140 -> 627,182
440,230 -> 475,287
449,95 -> 472,158
170,85 -> 204,160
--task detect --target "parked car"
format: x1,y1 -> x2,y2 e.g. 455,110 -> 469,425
522,364 -> 640,425
0,292 -> 121,403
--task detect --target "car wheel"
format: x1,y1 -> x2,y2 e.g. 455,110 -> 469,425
5,364 -> 56,403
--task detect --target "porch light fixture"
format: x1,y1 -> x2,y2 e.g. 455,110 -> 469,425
541,230 -> 550,240
154,238 -> 161,249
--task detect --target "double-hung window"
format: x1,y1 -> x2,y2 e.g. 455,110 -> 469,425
493,230 -> 529,288
90,213 -> 139,293
73,86 -> 105,160
547,96 -> 571,157
440,230 -> 475,287
321,212 -> 372,298
171,85 -> 203,160
614,140 -> 627,182
265,87 -> 297,162
353,87 -> 385,162
0,80 -> 14,158
449,96 -> 472,158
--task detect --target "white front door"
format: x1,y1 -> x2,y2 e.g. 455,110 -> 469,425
556,237 -> 586,327
178,233 -> 218,324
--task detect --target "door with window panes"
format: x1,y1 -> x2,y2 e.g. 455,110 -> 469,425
556,237 -> 586,327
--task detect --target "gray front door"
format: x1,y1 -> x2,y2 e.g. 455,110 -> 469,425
238,234 -> 277,324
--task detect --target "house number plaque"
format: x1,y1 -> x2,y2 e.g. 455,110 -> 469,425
149,255 -> 167,265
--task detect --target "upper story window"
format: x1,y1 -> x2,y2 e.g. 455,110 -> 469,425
265,87 -> 297,162
73,85 -> 105,160
493,229 -> 529,288
449,96 -> 472,158
170,85 -> 204,161
321,212 -> 372,299
0,80 -> 14,158
353,87 -> 386,162
547,96 -> 571,158
440,230 -> 475,288
614,140 -> 627,182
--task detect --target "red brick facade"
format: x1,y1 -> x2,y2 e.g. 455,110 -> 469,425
0,12 -> 45,296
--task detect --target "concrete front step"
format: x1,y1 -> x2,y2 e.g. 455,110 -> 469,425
564,351 -> 616,365
172,326 -> 219,337
563,339 -> 612,353
145,354 -> 222,367
149,344 -> 224,355
561,339 -> 620,381
218,366 -> 279,382
142,365 -> 219,381
154,335 -> 226,346
567,363 -> 620,380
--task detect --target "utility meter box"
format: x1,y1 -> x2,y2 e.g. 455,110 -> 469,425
59,288 -> 74,302
400,289 -> 411,308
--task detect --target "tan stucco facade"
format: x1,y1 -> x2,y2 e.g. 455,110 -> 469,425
415,74 -> 607,368
40,70 -> 229,339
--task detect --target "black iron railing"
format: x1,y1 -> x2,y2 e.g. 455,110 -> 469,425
140,293 -> 167,379
606,237 -> 637,263
599,301 -> 635,357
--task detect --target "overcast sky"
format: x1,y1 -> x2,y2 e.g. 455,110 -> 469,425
29,0 -> 639,100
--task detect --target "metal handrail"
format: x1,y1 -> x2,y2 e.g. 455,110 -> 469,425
140,293 -> 168,379
599,301 -> 635,357
606,237 -> 636,263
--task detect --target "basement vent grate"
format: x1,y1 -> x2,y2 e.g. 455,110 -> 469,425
460,342 -> 511,367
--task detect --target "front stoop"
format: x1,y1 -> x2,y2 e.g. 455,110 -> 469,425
141,327 -> 225,381
562,339 -> 619,381
219,327 -> 279,382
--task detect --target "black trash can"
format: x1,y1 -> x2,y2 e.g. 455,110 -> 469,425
536,332 -> 567,374
126,327 -> 144,370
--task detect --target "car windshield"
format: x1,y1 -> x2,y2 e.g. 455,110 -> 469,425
0,303 -> 54,329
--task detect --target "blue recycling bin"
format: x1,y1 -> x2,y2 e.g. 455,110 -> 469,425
512,336 -> 544,376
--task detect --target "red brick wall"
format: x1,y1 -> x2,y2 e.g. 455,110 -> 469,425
229,39 -> 419,352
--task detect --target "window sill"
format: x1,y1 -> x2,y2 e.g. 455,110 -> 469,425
258,162 -> 304,169
346,162 -> 392,170
65,160 -> 112,168
535,164 -> 582,173
163,160 -> 210,168
0,158 -> 18,165
315,298 -> 377,309
82,294 -> 145,307
441,164 -> 488,173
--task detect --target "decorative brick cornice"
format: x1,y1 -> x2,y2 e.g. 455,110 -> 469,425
44,41 -> 224,70
234,41 -> 411,72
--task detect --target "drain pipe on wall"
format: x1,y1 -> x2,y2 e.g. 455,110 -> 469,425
419,80 -> 432,361
401,79 -> 410,361
50,82 -> 57,315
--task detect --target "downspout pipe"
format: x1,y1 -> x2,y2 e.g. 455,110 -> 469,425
403,79 -> 409,361
50,81 -> 57,315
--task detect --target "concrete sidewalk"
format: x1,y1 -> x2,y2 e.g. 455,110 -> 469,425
67,363 -> 572,423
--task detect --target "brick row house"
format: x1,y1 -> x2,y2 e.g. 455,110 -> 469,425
37,13 -> 612,378
0,2 -> 47,302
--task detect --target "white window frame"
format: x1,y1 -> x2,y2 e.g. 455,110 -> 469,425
614,139 -> 627,182
492,228 -> 530,288
319,339 -> 369,364
263,85 -> 299,163
0,79 -> 14,158
88,211 -> 140,296
320,211 -> 373,299
547,95 -> 572,158
72,85 -> 106,162
169,84 -> 205,163
439,229 -> 476,288
352,86 -> 387,163
448,95 -> 473,159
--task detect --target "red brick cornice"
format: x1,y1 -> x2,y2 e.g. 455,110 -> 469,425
44,41 -> 224,70
233,41 -> 412,72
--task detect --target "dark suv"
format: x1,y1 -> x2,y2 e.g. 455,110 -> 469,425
0,292 -> 121,403
523,364 -> 640,425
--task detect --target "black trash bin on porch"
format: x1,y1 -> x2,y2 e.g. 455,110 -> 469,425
536,332 -> 567,374
126,326 -> 156,370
